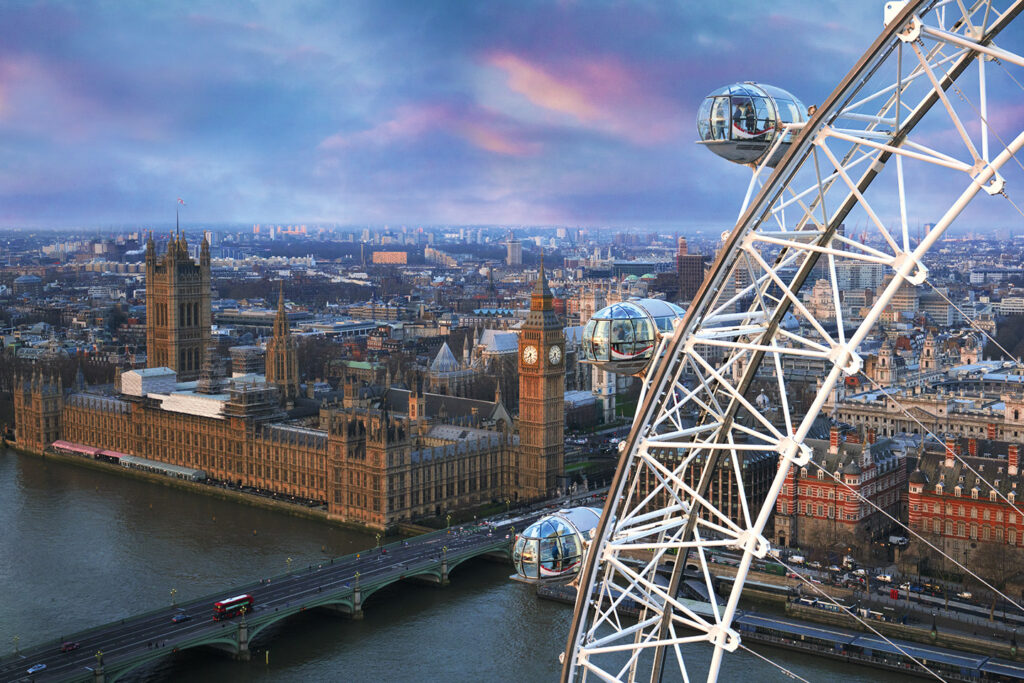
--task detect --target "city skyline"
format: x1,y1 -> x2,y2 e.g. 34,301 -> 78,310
9,1 -> 1020,230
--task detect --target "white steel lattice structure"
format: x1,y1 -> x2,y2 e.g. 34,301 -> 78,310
562,1 -> 1024,681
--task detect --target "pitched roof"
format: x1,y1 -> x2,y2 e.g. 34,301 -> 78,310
430,341 -> 461,373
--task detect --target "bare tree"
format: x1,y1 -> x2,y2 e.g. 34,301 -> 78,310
969,541 -> 1021,620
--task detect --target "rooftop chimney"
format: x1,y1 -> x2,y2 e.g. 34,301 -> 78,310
829,427 -> 840,455
1010,445 -> 1019,476
945,438 -> 956,468
968,438 -> 978,457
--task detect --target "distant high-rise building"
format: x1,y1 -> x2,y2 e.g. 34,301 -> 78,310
507,234 -> 523,266
372,251 -> 408,265
676,237 -> 704,302
146,232 -> 211,381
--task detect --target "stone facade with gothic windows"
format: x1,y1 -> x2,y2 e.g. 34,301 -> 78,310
14,368 -> 523,531
517,258 -> 565,499
145,233 -> 211,381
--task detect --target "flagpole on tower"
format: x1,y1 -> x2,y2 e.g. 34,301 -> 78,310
176,198 -> 186,237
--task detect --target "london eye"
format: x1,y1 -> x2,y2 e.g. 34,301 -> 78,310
562,1 -> 1024,681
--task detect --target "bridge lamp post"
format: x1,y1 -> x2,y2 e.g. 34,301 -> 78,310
446,513 -> 452,532
505,499 -> 510,515
13,635 -> 18,655
170,588 -> 177,606
286,557 -> 293,574
375,533 -> 381,550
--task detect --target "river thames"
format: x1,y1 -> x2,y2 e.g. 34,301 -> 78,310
0,449 -> 918,682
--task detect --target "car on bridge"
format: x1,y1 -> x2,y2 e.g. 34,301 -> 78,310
27,663 -> 47,674
60,641 -> 80,652
171,613 -> 192,623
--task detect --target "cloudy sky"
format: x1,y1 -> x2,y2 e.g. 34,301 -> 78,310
0,2 -> 1016,230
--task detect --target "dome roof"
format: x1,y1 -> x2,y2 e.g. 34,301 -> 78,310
14,274 -> 41,283
909,469 -> 929,484
640,273 -> 657,280
842,460 -> 862,475
430,342 -> 461,373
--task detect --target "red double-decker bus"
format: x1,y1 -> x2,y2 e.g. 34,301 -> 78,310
212,594 -> 254,621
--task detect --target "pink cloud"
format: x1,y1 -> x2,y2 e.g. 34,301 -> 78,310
320,103 -> 539,157
0,55 -> 168,141
489,53 -> 601,122
486,51 -> 683,145
320,105 -> 449,149
461,121 -> 539,156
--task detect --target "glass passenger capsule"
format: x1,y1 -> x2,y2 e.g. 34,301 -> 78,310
582,299 -> 686,375
696,82 -> 808,167
512,507 -> 602,583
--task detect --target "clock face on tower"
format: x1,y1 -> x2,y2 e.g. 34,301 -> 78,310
523,345 -> 538,365
548,345 -> 562,365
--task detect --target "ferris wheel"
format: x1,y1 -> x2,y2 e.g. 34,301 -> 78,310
564,1 -> 1024,681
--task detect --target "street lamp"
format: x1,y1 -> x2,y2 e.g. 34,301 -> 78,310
505,499 -> 510,515
286,557 -> 293,573
13,635 -> 18,655
446,513 -> 452,532
170,588 -> 177,606
375,533 -> 381,550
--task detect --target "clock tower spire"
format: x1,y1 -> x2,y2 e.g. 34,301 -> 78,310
517,250 -> 565,499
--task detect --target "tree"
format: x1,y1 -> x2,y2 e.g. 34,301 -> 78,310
968,541 -> 1021,620
897,537 -> 926,580
984,314 -> 1024,361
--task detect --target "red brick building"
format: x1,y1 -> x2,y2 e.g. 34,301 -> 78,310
774,426 -> 908,555
907,437 -> 1024,564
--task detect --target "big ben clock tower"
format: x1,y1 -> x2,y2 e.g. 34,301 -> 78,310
518,253 -> 565,499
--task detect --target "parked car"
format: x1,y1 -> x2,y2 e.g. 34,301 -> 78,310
60,641 -> 80,652
827,565 -> 841,573
956,591 -> 973,600
789,555 -> 806,565
876,574 -> 893,583
807,561 -> 822,569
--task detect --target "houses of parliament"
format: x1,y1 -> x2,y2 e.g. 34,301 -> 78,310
14,234 -> 565,530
